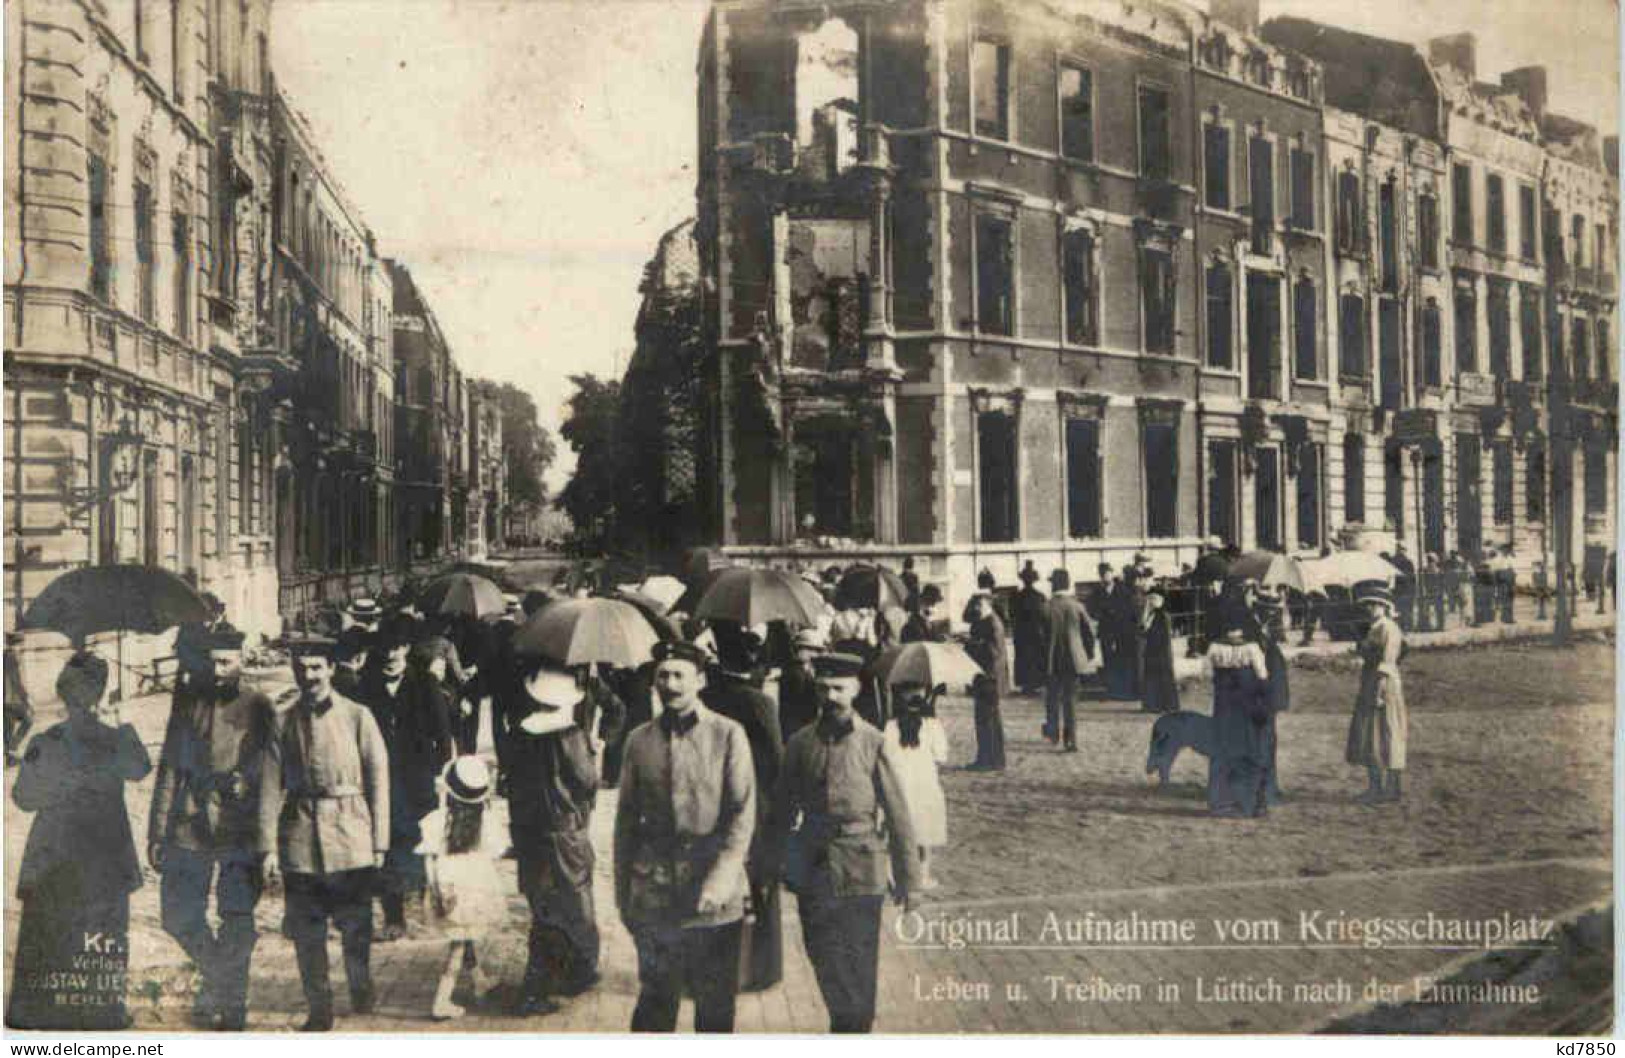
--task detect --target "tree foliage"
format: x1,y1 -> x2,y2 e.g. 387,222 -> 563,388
556,373 -> 625,553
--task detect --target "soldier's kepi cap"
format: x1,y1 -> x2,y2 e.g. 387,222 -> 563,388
284,633 -> 337,658
811,652 -> 865,679
652,639 -> 710,669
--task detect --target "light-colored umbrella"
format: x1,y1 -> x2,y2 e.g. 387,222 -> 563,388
694,567 -> 827,628
512,597 -> 661,668
1300,552 -> 1400,592
638,575 -> 687,613
1224,551 -> 1306,592
872,641 -> 985,691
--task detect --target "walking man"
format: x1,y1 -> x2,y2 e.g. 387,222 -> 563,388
1044,569 -> 1095,752
149,624 -> 272,1030
769,652 -> 919,1033
258,636 -> 390,1032
614,640 -> 755,1033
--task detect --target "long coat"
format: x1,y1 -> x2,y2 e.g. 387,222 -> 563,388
1010,586 -> 1049,690
1206,641 -> 1272,816
1345,615 -> 1408,771
966,611 -> 1011,697
1139,609 -> 1180,714
1044,593 -> 1095,676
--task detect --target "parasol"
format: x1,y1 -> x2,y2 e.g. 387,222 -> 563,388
872,641 -> 985,691
693,567 -> 827,628
1223,551 -> 1306,592
637,575 -> 687,613
1299,552 -> 1400,593
610,589 -> 682,642
511,596 -> 661,669
415,572 -> 507,619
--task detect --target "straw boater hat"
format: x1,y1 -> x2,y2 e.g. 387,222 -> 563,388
519,666 -> 584,735
442,756 -> 492,804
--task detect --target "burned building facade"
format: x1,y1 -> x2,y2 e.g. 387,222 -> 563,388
692,0 -> 1616,606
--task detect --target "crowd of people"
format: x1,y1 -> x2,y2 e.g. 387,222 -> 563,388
0,536 -> 1532,1035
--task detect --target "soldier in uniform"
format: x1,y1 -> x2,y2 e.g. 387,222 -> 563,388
769,652 -> 919,1033
148,624 -> 273,1030
258,636 -> 390,1032
614,640 -> 755,1033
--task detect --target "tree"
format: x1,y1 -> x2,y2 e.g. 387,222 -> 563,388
472,380 -> 556,511
556,373 -> 625,553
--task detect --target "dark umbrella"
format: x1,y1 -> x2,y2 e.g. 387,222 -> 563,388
416,572 -> 506,620
693,567 -> 826,628
1192,550 -> 1232,587
22,564 -> 214,701
511,597 -> 661,669
835,565 -> 910,611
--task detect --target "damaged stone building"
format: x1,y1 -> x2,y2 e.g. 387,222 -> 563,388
688,0 -> 1616,608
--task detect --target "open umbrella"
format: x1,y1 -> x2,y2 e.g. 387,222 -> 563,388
416,572 -> 506,619
872,641 -> 985,691
693,567 -> 826,628
835,565 -> 910,611
512,597 -> 661,669
637,575 -> 687,613
1224,551 -> 1306,592
611,589 -> 682,642
1300,552 -> 1399,593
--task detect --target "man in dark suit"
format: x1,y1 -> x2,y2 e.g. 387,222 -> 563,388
1388,543 -> 1417,632
1043,569 -> 1095,753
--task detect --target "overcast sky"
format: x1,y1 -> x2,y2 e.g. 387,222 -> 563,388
271,0 -> 1618,491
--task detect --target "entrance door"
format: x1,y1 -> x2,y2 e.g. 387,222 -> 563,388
1455,433 -> 1482,556
1254,446 -> 1281,550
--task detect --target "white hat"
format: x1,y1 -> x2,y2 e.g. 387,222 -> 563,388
524,668 -> 584,711
442,756 -> 492,804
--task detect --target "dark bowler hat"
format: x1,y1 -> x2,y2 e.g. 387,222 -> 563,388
652,639 -> 710,669
284,633 -> 337,659
976,568 -> 996,590
810,652 -> 865,679
375,612 -> 418,649
1018,562 -> 1040,584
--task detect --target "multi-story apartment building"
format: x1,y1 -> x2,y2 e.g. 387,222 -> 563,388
468,388 -> 504,559
698,0 -> 1208,597
265,90 -> 395,620
390,259 -> 461,565
4,0 -> 283,653
689,0 -> 1615,609
1190,0 -> 1328,555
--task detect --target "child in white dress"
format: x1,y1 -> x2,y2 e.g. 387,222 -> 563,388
883,683 -> 949,890
418,756 -> 509,1020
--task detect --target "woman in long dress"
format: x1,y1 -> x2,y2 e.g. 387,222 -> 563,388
1139,586 -> 1181,714
884,685 -> 949,889
1205,627 -> 1271,818
7,652 -> 152,1030
1345,585 -> 1408,804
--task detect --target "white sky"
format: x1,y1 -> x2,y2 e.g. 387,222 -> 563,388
270,0 -> 1619,493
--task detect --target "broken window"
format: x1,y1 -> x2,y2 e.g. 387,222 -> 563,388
1141,248 -> 1175,354
973,37 -> 1009,140
1343,433 -> 1366,524
976,212 -> 1014,336
1060,63 -> 1093,162
1488,279 -> 1511,379
1143,416 -> 1179,538
1065,415 -> 1102,538
787,218 -> 872,370
1526,444 -> 1546,521
1422,298 -> 1443,388
1206,261 -> 1232,368
1519,185 -> 1538,259
1452,163 -> 1473,245
1204,122 -> 1230,210
1137,84 -> 1171,180
1486,173 -> 1506,253
1297,442 -> 1323,549
1338,293 -> 1365,378
1454,282 -> 1477,375
1293,276 -> 1316,380
1492,439 -> 1513,525
1335,169 -> 1362,255
1414,191 -> 1438,271
1290,147 -> 1314,230
1521,286 -> 1543,381
978,410 -> 1019,542
796,19 -> 860,176
792,423 -> 870,539
1378,179 -> 1398,292
1063,228 -> 1098,346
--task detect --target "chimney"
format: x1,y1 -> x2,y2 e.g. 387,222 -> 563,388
1500,66 -> 1548,119
1606,136 -> 1620,178
1427,32 -> 1477,80
1211,0 -> 1260,35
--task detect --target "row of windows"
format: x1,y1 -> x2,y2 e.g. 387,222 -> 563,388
1342,434 -> 1551,538
87,156 -> 195,342
1202,123 -> 1316,232
1205,266 -> 1318,388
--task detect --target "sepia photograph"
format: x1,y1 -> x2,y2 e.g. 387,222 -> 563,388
0,0 -> 1619,1037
